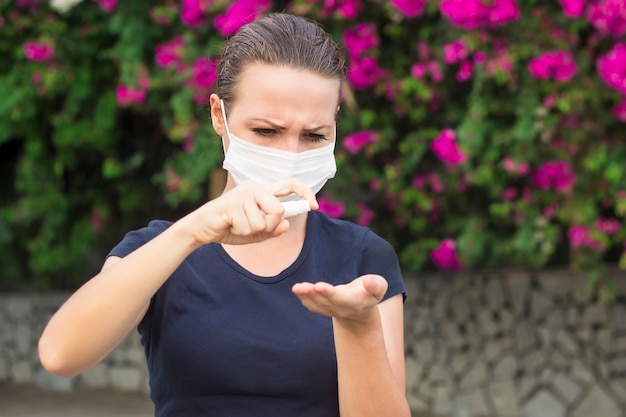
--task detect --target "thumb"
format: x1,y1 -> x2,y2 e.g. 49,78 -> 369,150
362,274 -> 388,302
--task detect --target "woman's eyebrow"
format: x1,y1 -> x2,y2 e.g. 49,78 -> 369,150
304,124 -> 332,132
248,119 -> 332,131
249,118 -> 285,129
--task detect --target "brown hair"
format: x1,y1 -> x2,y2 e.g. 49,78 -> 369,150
216,13 -> 347,111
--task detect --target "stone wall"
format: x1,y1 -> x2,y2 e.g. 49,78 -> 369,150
1,269 -> 625,416
404,268 -> 626,417
0,293 -> 149,394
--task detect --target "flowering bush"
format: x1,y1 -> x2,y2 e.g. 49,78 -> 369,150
1,0 -> 625,294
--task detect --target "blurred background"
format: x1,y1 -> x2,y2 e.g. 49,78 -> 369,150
1,1 -> 625,416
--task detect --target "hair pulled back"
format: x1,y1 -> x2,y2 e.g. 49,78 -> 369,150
216,13 -> 347,110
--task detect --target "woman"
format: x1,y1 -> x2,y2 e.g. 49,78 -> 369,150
39,13 -> 410,417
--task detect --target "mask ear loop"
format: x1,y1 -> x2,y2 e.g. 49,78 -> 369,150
220,99 -> 232,148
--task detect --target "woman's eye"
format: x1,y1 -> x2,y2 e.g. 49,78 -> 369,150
306,133 -> 328,142
252,128 -> 277,137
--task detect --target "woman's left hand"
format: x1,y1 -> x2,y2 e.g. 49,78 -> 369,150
292,274 -> 388,325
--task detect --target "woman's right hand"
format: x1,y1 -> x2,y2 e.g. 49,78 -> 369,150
181,178 -> 318,246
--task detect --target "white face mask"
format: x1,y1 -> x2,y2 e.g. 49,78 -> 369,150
220,100 -> 337,195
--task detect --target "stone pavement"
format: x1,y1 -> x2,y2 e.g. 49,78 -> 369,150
0,384 -> 153,417
0,383 -> 438,417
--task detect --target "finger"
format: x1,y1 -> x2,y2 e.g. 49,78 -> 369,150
292,282 -> 316,295
265,179 -> 319,210
251,191 -> 287,229
292,281 -> 335,297
233,185 -> 285,232
242,198 -> 269,232
293,292 -> 335,317
223,203 -> 252,236
362,274 -> 388,302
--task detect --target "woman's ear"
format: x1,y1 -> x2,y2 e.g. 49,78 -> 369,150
209,93 -> 225,137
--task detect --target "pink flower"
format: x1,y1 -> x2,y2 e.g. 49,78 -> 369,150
336,0 -> 363,18
321,0 -> 364,19
587,0 -> 626,36
31,71 -> 42,85
91,210 -> 105,232
411,174 -> 427,189
430,239 -> 464,272
543,206 -> 556,218
569,225 -> 606,251
531,160 -> 576,191
522,187 -> 533,203
411,62 -> 427,79
23,41 -> 54,62
389,0 -> 427,18
116,84 -> 147,107
181,0 -> 207,27
166,167 -> 182,193
561,0 -> 586,17
16,0 -> 38,11
417,40 -> 432,61
214,0 -> 271,36
412,172 -> 445,193
191,57 -> 218,88
443,40 -> 469,64
518,162 -> 530,175
568,225 -> 590,246
456,178 -> 468,192
347,57 -> 388,89
343,23 -> 379,59
356,202 -> 376,226
596,218 -> 621,234
502,156 -> 530,175
137,71 -> 150,90
597,43 -> 626,95
155,37 -> 185,69
613,99 -> 626,122
412,60 -> 446,83
150,4 -> 177,25
543,95 -> 557,108
95,0 -> 117,13
456,60 -> 473,82
183,134 -> 194,153
439,0 -> 520,30
343,130 -> 379,154
528,50 -> 578,82
430,173 -> 444,193
318,196 -> 345,218
429,201 -> 442,222
503,156 -> 516,172
474,51 -> 487,64
427,61 -> 444,83
502,187 -> 518,200
486,54 -> 513,76
550,138 -> 577,155
430,129 -> 467,165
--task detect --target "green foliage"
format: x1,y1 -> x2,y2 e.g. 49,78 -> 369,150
1,1 -> 624,293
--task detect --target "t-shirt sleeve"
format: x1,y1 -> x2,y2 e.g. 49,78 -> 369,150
107,220 -> 172,259
359,230 -> 407,303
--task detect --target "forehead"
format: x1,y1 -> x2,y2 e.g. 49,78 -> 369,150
228,63 -> 341,123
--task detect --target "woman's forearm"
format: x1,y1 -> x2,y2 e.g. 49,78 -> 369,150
333,308 -> 411,417
38,220 -> 201,377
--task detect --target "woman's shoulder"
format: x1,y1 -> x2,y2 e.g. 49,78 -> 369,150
108,219 -> 174,258
309,210 -> 388,247
124,219 -> 174,240
310,210 -> 367,232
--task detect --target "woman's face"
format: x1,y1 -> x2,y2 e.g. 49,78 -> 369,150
211,63 -> 341,153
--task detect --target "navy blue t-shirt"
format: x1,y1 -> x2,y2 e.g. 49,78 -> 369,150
108,210 -> 406,417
